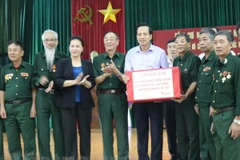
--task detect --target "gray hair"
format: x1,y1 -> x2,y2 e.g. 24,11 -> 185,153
214,30 -> 234,42
41,29 -> 58,41
200,28 -> 215,41
175,33 -> 191,43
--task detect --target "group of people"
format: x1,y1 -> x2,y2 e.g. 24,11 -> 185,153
0,30 -> 95,160
0,22 -> 239,160
164,24 -> 240,160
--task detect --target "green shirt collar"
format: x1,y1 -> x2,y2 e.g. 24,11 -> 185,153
178,50 -> 191,62
202,51 -> 215,63
219,52 -> 232,65
9,60 -> 27,69
103,52 -> 120,59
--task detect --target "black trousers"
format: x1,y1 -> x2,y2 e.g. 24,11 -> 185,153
134,102 -> 163,160
61,102 -> 92,160
164,101 -> 180,160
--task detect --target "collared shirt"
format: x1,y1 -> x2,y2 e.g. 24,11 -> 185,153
211,53 -> 240,115
124,44 -> 168,71
173,51 -> 201,93
167,58 -> 173,67
199,53 -> 205,60
0,61 -> 34,101
195,51 -> 218,104
93,52 -> 126,90
33,51 -> 67,88
199,50 -> 235,60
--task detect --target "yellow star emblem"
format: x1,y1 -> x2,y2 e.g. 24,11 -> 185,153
98,2 -> 121,24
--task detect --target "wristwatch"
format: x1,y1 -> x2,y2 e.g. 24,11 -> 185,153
116,73 -> 123,78
233,119 -> 240,125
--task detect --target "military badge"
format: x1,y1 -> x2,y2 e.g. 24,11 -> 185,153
4,73 -> 13,83
101,63 -> 105,71
21,72 -> 29,79
52,65 -> 56,72
222,77 -> 226,83
226,72 -> 231,79
203,67 -> 211,71
221,71 -> 230,83
223,59 -> 228,64
222,71 -> 228,77
21,72 -> 29,77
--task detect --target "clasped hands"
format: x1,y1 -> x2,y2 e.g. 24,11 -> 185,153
102,60 -> 129,84
75,72 -> 89,85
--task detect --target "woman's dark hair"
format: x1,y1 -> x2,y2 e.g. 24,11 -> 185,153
69,36 -> 84,47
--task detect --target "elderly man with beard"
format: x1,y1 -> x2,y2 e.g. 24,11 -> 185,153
33,29 -> 67,160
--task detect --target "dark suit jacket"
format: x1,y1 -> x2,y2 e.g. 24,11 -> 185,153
54,58 -> 95,109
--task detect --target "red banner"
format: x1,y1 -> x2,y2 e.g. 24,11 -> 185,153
72,0 -> 125,59
153,25 -> 240,55
126,67 -> 182,103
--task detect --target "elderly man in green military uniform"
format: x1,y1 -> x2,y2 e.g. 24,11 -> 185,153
33,29 -> 67,159
0,40 -> 36,160
173,33 -> 201,160
93,32 -> 129,160
210,30 -> 240,160
194,28 -> 218,160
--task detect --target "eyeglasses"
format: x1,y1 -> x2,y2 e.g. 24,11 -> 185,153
44,39 -> 56,42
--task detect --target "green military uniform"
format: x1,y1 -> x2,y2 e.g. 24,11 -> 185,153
173,51 -> 201,160
195,51 -> 218,160
0,117 -> 3,160
212,53 -> 240,160
33,51 -> 67,159
0,61 -> 36,160
93,52 -> 129,160
238,54 -> 240,58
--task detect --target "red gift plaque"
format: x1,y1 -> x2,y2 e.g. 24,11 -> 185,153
126,67 -> 182,102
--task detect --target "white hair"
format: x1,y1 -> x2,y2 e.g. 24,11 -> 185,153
41,29 -> 58,41
45,48 -> 56,70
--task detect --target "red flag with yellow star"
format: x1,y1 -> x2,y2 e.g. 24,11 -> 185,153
72,0 -> 125,59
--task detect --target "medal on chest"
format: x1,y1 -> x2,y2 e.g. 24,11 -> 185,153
221,71 -> 231,83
